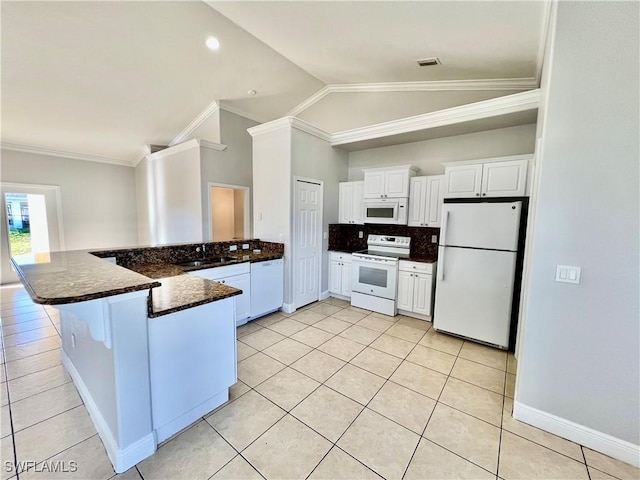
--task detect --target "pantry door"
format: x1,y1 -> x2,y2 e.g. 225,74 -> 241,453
293,178 -> 323,309
1,183 -> 64,284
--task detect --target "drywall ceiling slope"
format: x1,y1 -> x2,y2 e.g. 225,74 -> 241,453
297,89 -> 526,133
1,1 -> 322,164
209,1 -> 546,84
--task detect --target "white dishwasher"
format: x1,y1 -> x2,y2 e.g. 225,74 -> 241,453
250,258 -> 284,319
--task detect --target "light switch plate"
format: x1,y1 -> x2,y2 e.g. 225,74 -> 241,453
359,231 -> 363,239
556,265 -> 581,284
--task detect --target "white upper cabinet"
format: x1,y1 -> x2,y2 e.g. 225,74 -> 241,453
363,166 -> 416,199
443,156 -> 530,198
339,181 -> 364,224
408,175 -> 444,227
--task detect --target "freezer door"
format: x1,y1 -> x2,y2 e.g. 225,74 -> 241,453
440,202 -> 521,251
434,246 -> 516,348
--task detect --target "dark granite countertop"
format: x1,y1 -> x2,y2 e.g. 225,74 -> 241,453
12,247 -> 284,318
11,251 -> 161,305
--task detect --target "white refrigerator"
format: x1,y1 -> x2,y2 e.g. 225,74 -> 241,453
434,201 -> 522,349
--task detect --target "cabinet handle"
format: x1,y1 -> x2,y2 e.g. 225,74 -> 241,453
476,193 -> 480,196
482,193 -> 487,196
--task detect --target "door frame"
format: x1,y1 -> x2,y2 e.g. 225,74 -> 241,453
292,176 -> 323,310
1,182 -> 65,284
207,182 -> 251,242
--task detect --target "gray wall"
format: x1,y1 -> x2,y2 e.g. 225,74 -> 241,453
200,110 -> 258,241
1,149 -> 138,249
518,0 -> 639,447
348,124 -> 536,180
292,129 -> 349,293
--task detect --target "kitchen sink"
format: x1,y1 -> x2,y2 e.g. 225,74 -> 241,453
178,257 -> 237,268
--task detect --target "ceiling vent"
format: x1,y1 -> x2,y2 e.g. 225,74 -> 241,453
417,57 -> 441,67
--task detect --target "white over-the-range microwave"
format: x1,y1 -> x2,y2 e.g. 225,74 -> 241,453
363,198 -> 408,225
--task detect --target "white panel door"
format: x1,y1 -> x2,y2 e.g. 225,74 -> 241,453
224,274 -> 251,323
329,260 -> 342,294
338,182 -> 352,224
412,273 -> 432,316
444,165 -> 482,198
408,177 -> 427,227
363,171 -> 386,198
352,181 -> 364,225
385,169 -> 410,197
397,271 -> 414,311
434,246 -> 516,348
481,160 -> 528,197
340,262 -> 352,297
294,179 -> 322,309
424,175 -> 444,226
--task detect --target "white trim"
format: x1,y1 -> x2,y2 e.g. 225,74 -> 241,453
331,89 -> 540,146
146,138 -> 200,161
513,401 -> 640,467
169,101 -> 219,147
62,351 -> 156,473
247,116 -> 332,141
200,140 -> 228,151
291,118 -> 333,142
441,153 -> 533,168
219,102 -> 265,124
319,290 -> 330,301
207,182 -> 251,242
535,1 -> 554,86
281,302 -> 296,314
287,78 -> 538,116
0,143 -> 132,167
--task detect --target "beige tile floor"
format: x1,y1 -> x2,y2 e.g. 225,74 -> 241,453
1,284 -> 638,480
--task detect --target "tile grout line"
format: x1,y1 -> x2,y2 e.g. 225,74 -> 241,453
0,327 -> 20,480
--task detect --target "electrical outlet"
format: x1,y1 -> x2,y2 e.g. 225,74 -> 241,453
229,245 -> 238,252
242,244 -> 250,250
555,265 -> 581,284
431,235 -> 438,243
359,231 -> 364,239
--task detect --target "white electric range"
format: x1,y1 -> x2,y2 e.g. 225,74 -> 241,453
351,235 -> 411,316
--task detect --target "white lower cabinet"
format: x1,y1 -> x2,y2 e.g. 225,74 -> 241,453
397,260 -> 436,319
189,263 -> 251,325
329,252 -> 352,299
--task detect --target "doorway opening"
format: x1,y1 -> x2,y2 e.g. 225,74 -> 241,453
208,183 -> 250,242
1,183 -> 64,284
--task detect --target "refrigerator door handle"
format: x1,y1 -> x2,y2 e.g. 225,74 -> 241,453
440,209 -> 450,247
438,248 -> 445,281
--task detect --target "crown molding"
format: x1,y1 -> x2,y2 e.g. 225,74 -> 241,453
535,0 -> 554,86
200,140 -> 227,151
0,142 -> 133,167
147,138 -> 200,160
247,116 -> 332,142
287,78 -> 538,117
170,101 -> 220,147
331,89 -> 540,146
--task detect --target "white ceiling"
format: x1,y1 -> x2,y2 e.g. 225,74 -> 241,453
1,1 -> 547,165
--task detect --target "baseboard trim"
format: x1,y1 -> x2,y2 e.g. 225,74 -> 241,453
281,303 -> 296,314
62,351 -> 156,473
319,290 -> 330,301
514,401 -> 640,467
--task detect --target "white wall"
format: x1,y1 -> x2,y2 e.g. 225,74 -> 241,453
200,110 -> 257,241
149,142 -> 203,245
348,124 -> 536,180
251,126 -> 293,304
1,149 -> 138,249
517,0 -> 639,460
134,156 -> 154,245
292,129 -> 349,294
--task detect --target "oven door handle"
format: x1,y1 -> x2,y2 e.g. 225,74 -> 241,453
352,257 -> 396,266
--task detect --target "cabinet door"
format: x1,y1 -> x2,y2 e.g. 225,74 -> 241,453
385,169 -> 410,197
363,171 -> 386,198
397,271 -> 414,312
444,164 -> 482,198
481,159 -> 528,197
351,181 -> 364,225
412,273 -> 433,316
408,177 -> 427,227
424,175 -> 444,227
338,182 -> 352,224
329,260 -> 342,294
224,274 -> 251,321
340,261 -> 352,297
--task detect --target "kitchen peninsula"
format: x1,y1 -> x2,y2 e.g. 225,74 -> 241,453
10,240 -> 284,473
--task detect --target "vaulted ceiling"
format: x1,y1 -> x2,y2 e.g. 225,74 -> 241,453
1,1 -> 548,165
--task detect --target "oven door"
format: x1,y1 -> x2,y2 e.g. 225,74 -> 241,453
363,198 -> 408,225
351,257 -> 398,300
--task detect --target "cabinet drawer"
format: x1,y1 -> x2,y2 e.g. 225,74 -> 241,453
330,252 -> 353,263
399,260 -> 435,274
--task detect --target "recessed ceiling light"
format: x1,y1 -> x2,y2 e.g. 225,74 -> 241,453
248,90 -> 257,96
206,37 -> 220,51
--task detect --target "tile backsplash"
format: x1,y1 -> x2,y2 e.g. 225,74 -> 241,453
328,224 -> 439,260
